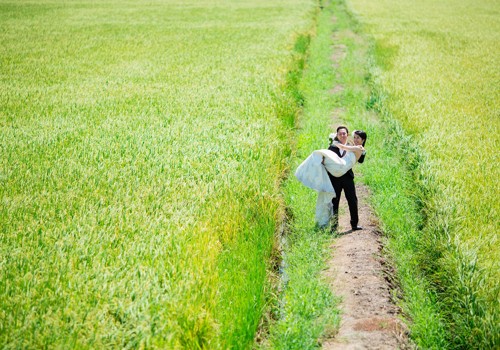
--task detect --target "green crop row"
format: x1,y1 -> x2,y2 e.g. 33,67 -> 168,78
347,0 -> 499,347
0,1 -> 317,348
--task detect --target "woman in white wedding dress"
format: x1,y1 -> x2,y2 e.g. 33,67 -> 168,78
294,131 -> 367,227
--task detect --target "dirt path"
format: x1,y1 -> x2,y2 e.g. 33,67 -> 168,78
321,184 -> 409,349
320,10 -> 410,349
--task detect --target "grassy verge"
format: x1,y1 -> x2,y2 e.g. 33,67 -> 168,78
263,3 -> 345,349
266,0 -> 451,348
328,1 -> 448,345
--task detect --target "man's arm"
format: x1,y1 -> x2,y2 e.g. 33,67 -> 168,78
332,142 -> 364,153
332,141 -> 365,160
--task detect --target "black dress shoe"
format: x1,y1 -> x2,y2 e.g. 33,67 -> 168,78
351,226 -> 363,231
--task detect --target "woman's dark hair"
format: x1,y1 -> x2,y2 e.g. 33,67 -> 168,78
354,130 -> 367,146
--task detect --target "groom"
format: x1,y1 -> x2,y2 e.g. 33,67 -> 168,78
327,125 -> 365,231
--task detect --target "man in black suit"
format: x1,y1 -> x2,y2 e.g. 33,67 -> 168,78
327,126 -> 365,232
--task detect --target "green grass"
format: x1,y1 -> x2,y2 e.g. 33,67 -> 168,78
0,0 -> 318,348
3,0 -> 498,348
262,3 -> 345,349
346,0 -> 500,348
266,0 -> 499,348
323,3 -> 448,344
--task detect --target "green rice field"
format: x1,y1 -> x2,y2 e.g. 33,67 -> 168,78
2,0 -> 499,348
347,0 -> 499,347
348,0 -> 499,266
0,0 -> 316,348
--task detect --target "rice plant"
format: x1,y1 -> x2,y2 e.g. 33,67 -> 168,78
0,0 -> 317,348
346,0 -> 500,347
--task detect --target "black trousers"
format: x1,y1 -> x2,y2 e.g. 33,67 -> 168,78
328,172 -> 358,228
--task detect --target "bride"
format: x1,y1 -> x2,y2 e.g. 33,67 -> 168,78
295,131 -> 367,227
321,133 -> 365,176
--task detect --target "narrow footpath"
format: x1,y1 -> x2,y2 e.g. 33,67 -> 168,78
319,8 -> 411,348
321,184 -> 409,349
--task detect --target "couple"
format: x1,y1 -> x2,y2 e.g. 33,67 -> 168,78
295,126 -> 367,230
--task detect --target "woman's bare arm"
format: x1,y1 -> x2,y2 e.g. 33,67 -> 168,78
332,141 -> 365,160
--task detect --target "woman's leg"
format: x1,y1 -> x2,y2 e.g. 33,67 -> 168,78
329,174 -> 343,230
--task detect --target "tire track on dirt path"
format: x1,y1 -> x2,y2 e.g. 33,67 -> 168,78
321,184 -> 409,349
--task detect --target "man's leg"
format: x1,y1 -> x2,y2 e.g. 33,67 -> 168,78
343,177 -> 359,229
330,178 -> 343,231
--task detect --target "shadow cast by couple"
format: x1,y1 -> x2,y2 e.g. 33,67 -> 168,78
314,223 -> 361,237
335,228 -> 362,236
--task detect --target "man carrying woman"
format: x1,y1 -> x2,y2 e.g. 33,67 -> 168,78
294,125 -> 367,230
327,126 -> 366,232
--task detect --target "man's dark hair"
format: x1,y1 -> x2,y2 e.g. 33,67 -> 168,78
336,125 -> 349,134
